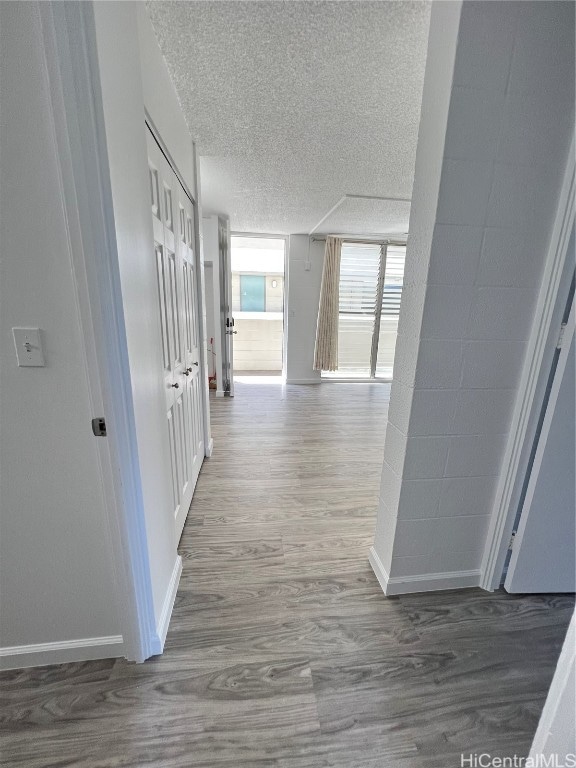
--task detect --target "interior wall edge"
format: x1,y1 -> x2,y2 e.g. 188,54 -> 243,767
371,0 -> 463,577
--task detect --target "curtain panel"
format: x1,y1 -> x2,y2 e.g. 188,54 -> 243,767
313,236 -> 342,371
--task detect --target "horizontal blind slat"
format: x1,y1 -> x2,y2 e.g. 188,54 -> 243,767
381,245 -> 406,316
338,243 -> 381,316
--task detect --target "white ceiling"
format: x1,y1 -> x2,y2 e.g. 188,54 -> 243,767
148,1 -> 430,236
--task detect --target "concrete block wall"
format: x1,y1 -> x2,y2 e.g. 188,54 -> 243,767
233,319 -> 283,372
373,0 -> 575,590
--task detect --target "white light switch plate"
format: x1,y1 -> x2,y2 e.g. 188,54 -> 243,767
12,328 -> 45,367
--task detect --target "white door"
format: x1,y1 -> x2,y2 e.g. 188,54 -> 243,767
147,128 -> 204,540
505,296 -> 575,593
219,217 -> 234,396
177,187 -> 204,522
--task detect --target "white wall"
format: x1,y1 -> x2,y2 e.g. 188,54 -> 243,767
136,5 -> 195,196
92,2 -> 176,627
0,2 -> 121,662
372,0 -> 575,592
92,1 -> 202,627
285,235 -> 324,383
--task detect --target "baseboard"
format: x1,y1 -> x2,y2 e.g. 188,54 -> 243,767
285,378 -> 321,385
149,556 -> 182,657
321,378 -> 392,384
0,634 -> 124,671
369,546 -> 481,596
368,547 -> 392,593
205,437 -> 214,457
215,390 -> 225,398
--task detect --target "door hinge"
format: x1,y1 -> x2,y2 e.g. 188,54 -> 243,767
91,417 -> 107,437
508,531 -> 516,551
556,322 -> 567,349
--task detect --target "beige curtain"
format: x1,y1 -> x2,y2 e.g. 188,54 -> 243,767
314,236 -> 342,371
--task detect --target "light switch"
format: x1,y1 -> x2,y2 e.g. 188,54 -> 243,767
12,328 -> 45,367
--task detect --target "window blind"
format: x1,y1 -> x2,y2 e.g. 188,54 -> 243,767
336,243 -> 382,375
381,245 -> 406,316
323,241 -> 407,378
338,243 -> 382,315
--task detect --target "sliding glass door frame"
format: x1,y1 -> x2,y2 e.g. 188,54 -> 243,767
329,237 -> 404,380
369,243 -> 388,379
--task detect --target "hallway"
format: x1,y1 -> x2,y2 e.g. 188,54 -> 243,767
1,384 -> 573,767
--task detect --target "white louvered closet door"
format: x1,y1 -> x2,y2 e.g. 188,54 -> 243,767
147,127 -> 203,541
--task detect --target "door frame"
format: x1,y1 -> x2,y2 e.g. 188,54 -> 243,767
504,292 -> 575,592
39,0 -> 214,661
480,133 -> 575,591
230,231 -> 289,379
39,1 -> 157,661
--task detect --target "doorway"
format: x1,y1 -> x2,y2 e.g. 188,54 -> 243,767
230,235 -> 286,381
504,274 -> 575,593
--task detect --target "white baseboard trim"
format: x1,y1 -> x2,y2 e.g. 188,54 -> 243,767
215,389 -> 225,398
369,547 -> 481,596
368,547 -> 391,593
150,556 -> 182,657
321,378 -> 392,384
205,437 -> 214,457
285,378 -> 321,385
0,634 -> 124,671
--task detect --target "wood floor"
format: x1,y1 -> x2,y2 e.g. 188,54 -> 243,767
1,383 -> 573,767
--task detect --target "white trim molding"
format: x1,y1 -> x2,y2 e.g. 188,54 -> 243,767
480,133 -> 576,592
206,437 -> 214,457
285,378 -> 322,385
39,1 -> 159,662
192,141 -> 214,459
321,377 -> 392,385
369,547 -> 481,596
0,635 -> 124,671
150,556 -> 182,656
368,548 -> 391,594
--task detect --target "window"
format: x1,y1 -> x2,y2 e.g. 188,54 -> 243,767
240,274 -> 266,311
323,241 -> 406,379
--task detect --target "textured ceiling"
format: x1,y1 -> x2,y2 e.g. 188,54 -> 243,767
148,1 -> 430,235
313,196 -> 411,237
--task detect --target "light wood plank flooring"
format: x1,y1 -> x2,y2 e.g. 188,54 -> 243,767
0,383 -> 573,767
